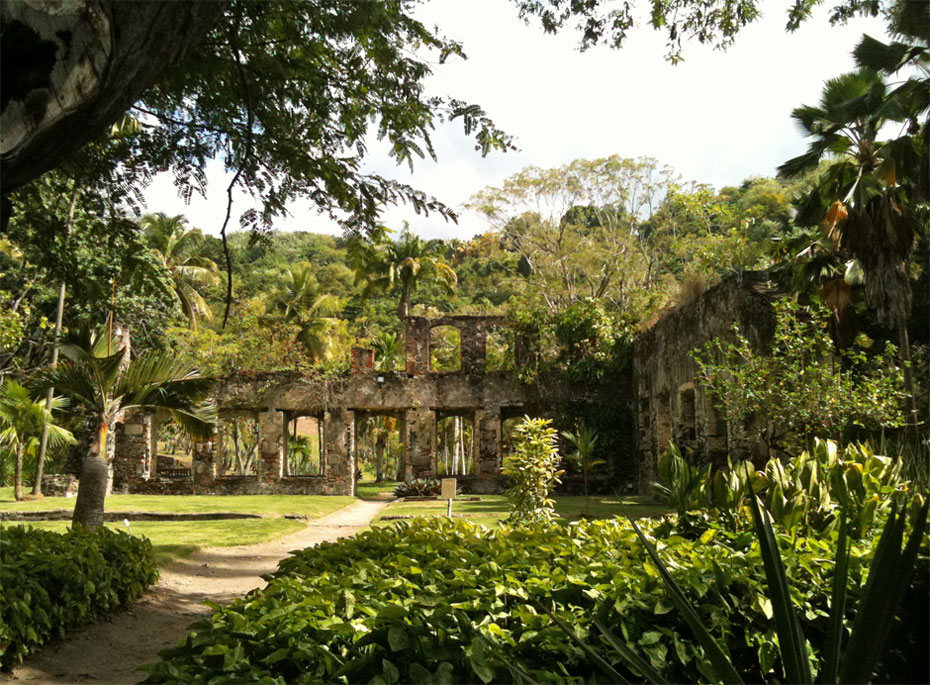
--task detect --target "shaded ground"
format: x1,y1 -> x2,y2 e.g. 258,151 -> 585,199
7,499 -> 389,684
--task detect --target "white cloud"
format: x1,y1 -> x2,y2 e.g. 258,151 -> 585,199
143,0 -> 887,240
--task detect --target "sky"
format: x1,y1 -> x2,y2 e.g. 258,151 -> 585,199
142,0 -> 889,241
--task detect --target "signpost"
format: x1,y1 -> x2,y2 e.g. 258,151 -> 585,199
441,478 -> 456,518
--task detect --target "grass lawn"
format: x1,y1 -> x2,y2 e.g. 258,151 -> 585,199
0,487 -> 354,566
2,518 -> 305,565
0,487 -> 355,517
356,480 -> 401,499
373,494 -> 669,527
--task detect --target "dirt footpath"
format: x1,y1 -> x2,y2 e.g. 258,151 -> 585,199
9,499 -> 389,684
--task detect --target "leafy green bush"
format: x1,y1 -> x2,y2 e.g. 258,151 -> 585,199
393,478 -> 441,498
140,511 -> 923,684
502,417 -> 563,524
654,440 -> 908,537
0,525 -> 158,668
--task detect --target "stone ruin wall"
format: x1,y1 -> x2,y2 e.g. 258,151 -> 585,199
632,273 -> 778,491
97,277 -> 780,499
107,315 -> 542,497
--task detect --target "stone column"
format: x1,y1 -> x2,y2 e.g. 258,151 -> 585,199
460,321 -> 486,376
475,409 -> 502,488
259,410 -> 285,484
405,407 -> 435,480
323,407 -> 355,495
404,317 -> 430,377
191,439 -> 215,488
112,410 -> 152,492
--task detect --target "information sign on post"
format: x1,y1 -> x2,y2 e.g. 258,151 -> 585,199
441,478 -> 456,517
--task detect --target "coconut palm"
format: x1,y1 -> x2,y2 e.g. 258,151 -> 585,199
34,327 -> 215,528
264,263 -> 345,361
347,225 -> 457,318
141,213 -> 220,329
0,380 -> 75,500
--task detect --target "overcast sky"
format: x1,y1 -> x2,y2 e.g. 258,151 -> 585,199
143,0 -> 888,241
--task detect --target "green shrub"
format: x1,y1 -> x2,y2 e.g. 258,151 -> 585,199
654,440 -> 908,537
502,417 -> 563,524
140,512 -> 920,684
0,525 -> 158,669
393,479 -> 441,498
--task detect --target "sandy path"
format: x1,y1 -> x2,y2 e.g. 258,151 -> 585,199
8,499 -> 389,684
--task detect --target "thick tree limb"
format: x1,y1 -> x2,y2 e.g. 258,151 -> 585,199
1,0 -> 228,192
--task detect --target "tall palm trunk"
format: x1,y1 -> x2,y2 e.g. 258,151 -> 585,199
13,444 -> 24,501
72,421 -> 111,528
33,188 -> 76,495
33,281 -> 66,495
897,319 -> 919,439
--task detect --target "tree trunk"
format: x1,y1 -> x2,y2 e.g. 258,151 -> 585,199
1,0 -> 228,193
13,444 -> 24,501
33,280 -> 66,495
897,319 -> 919,440
72,422 -> 110,528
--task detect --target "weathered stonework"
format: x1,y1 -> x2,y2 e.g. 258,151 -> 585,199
112,315 -> 540,496
633,272 -> 779,491
41,473 -> 78,497
109,284 -> 779,500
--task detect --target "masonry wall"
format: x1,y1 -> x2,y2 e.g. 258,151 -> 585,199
112,315 -> 536,496
632,273 -> 778,491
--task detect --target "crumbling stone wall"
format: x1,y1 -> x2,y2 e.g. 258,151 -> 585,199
633,272 -> 778,491
113,315 -> 534,496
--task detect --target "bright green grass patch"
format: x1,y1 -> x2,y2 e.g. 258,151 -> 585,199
0,487 -> 354,517
5,518 -> 305,565
356,480 -> 401,499
553,495 -> 669,520
373,494 -> 667,526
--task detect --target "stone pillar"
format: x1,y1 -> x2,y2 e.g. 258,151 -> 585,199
460,321 -> 486,376
405,407 -> 435,480
259,410 -> 285,483
191,439 -> 215,488
351,347 -> 375,375
323,407 -> 355,495
112,410 -> 151,492
475,409 -> 502,486
404,317 -> 430,377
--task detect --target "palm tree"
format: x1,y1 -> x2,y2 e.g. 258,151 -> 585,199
0,380 -> 75,500
141,213 -> 220,329
777,31 -> 927,432
34,327 -> 215,528
347,225 -> 457,318
561,425 -> 603,511
264,263 -> 345,361
371,331 -> 404,371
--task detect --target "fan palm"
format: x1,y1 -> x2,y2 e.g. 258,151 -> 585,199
777,29 -> 927,431
141,213 -> 220,329
34,327 -> 216,528
264,263 -> 345,361
0,380 -> 74,501
348,225 -> 457,318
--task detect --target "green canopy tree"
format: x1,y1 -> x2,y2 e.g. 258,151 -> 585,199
0,380 -> 74,501
34,328 -> 215,528
348,226 -> 457,319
